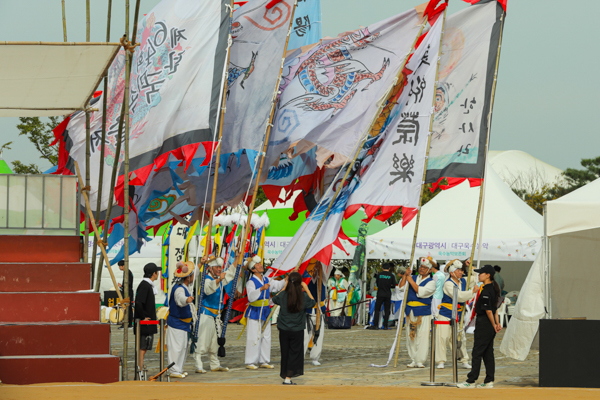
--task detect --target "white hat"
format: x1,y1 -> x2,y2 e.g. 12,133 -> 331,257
334,269 -> 344,276
447,259 -> 463,274
420,257 -> 432,269
245,255 -> 262,270
207,255 -> 224,268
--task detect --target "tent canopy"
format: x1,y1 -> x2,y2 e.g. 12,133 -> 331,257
546,177 -> 600,236
367,167 -> 543,261
0,42 -> 120,117
488,150 -> 565,192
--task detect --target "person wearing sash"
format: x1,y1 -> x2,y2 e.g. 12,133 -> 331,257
167,261 -> 196,379
303,265 -> 327,366
327,269 -> 348,317
194,255 -> 236,374
435,259 -> 478,369
399,257 -> 436,368
243,255 -> 286,370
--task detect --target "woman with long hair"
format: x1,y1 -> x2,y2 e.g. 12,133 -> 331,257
273,271 -> 316,385
458,265 -> 502,389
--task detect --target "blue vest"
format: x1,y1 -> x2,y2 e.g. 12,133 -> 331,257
306,282 -> 327,315
246,275 -> 270,321
167,284 -> 192,332
201,275 -> 222,317
405,276 -> 433,317
439,277 -> 467,321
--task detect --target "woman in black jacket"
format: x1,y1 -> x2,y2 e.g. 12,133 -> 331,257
273,272 -> 316,385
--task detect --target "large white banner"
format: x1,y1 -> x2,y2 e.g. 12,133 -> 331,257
345,17 -> 443,213
267,8 -> 422,169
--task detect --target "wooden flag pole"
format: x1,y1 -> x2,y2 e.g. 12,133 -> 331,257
61,0 -> 67,42
262,17 -> 431,333
393,9 -> 447,368
463,9 -> 505,321
90,0 -> 112,288
74,161 -> 123,304
84,0 -> 91,271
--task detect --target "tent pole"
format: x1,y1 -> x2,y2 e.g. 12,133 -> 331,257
61,0 -> 67,42
464,9 -> 505,301
361,240 -> 368,326
91,0 -> 112,289
543,202 -> 551,318
392,10 -> 447,368
83,111 -> 91,269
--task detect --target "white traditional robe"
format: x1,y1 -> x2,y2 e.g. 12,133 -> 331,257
167,284 -> 193,375
405,276 -> 436,365
435,279 -> 474,364
328,277 -> 349,317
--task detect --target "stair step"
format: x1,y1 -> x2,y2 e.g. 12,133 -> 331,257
0,235 -> 82,263
0,292 -> 100,323
0,321 -> 110,356
0,354 -> 119,384
0,263 -> 91,292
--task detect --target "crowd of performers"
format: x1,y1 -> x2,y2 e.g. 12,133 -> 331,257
134,253 -> 500,387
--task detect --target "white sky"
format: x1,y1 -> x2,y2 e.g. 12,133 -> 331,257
1,0 -> 598,172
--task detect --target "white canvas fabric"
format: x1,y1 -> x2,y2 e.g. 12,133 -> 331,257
546,178 -> 600,236
0,43 -> 119,117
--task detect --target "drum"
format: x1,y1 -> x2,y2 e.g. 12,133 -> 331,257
109,307 -> 125,324
156,306 -> 169,320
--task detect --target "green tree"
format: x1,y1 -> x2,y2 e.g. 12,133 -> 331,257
4,117 -> 61,174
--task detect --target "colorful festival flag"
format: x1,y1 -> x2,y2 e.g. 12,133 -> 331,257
287,0 -> 322,49
425,0 -> 505,189
266,8 -> 422,170
344,16 -> 444,225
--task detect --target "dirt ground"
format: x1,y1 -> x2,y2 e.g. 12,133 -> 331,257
3,324 -> 599,399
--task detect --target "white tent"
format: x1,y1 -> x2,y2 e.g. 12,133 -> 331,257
366,166 -> 543,262
488,150 -> 565,192
501,178 -> 600,360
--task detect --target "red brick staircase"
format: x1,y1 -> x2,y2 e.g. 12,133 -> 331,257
0,235 -> 119,384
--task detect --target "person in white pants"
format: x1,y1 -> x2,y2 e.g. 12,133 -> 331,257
243,255 -> 285,370
435,259 -> 478,370
399,257 -> 436,368
166,261 -> 195,379
303,278 -> 326,366
194,255 -> 238,374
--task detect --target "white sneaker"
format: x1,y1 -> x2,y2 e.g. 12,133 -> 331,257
211,366 -> 229,372
311,360 -> 321,366
436,362 -> 444,369
260,363 -> 275,369
416,363 -> 425,368
183,372 -> 189,376
477,382 -> 494,388
456,382 -> 475,389
169,373 -> 185,379
460,362 -> 472,369
246,364 -> 258,370
195,369 -> 207,374
407,361 -> 417,368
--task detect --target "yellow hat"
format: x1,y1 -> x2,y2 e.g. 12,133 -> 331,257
174,261 -> 195,278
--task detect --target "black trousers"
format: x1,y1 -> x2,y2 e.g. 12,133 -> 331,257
279,328 -> 305,379
373,296 -> 391,328
467,317 -> 496,383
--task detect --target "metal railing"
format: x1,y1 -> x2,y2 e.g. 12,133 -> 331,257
0,174 -> 79,235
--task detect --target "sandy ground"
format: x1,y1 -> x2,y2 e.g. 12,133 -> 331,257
3,324 -> 599,399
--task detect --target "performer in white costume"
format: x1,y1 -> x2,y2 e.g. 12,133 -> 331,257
435,259 -> 478,369
303,266 -> 327,366
399,257 -> 436,368
167,261 -> 195,379
194,255 -> 237,373
327,269 -> 348,317
431,258 -> 445,316
243,255 -> 286,370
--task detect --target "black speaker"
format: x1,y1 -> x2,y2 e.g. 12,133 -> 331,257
539,319 -> 600,388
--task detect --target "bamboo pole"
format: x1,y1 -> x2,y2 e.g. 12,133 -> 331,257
91,0 -> 112,289
0,41 -> 120,45
461,10 -> 505,326
74,161 -> 123,304
61,0 -> 67,42
393,10 -> 447,368
465,10 -> 505,284
83,111 -> 91,269
86,0 -> 90,42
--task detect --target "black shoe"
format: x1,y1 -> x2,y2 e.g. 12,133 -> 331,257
282,381 -> 296,385
366,326 -> 378,330
383,327 -> 390,330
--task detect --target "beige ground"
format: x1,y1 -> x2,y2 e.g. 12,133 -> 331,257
5,324 -> 598,399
